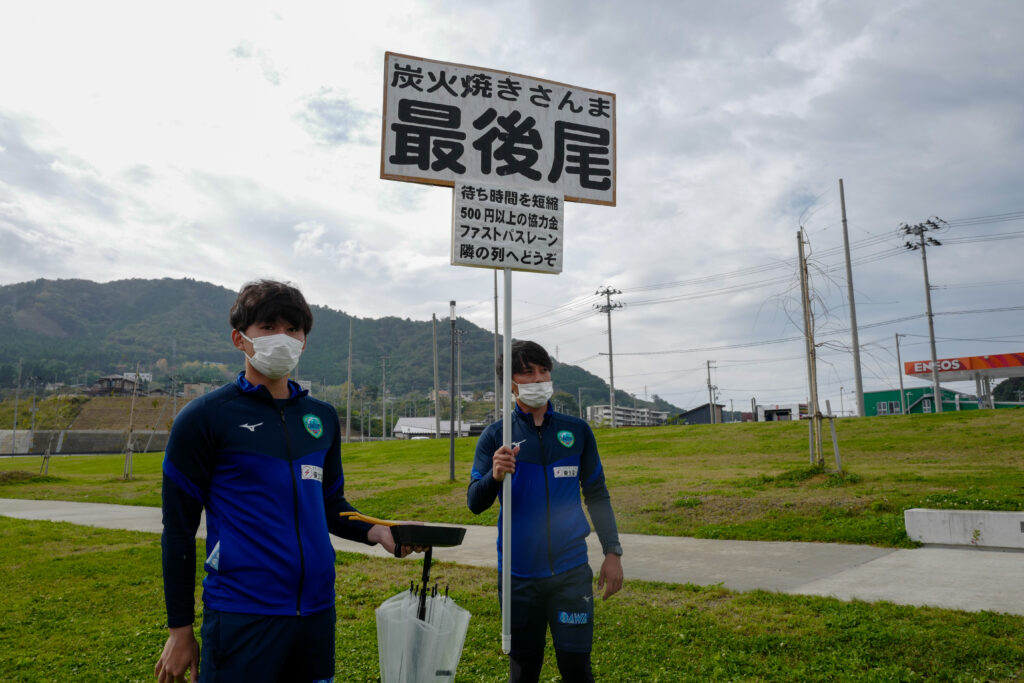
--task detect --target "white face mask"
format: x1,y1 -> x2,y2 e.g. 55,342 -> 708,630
515,381 -> 553,408
240,332 -> 304,380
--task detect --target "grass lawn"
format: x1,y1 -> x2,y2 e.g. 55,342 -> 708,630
1,517 -> 1022,682
2,409 -> 1023,680
3,408 -> 1023,547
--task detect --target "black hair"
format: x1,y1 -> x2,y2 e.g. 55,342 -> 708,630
229,280 -> 314,335
496,340 -> 552,378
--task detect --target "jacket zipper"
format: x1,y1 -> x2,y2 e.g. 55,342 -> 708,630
535,421 -> 555,575
282,408 -> 306,616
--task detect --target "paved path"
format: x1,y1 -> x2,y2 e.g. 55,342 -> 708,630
2,498 -> 1021,616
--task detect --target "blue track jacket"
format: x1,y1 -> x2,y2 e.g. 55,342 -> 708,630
161,372 -> 372,627
467,403 -> 621,578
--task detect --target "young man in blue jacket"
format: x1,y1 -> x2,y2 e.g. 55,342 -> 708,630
155,280 -> 415,683
468,340 -> 624,683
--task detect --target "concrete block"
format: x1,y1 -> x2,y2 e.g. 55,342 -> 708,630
905,508 -> 1024,549
0,430 -> 33,454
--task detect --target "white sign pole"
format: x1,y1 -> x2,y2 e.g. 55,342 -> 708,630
382,52 -> 617,658
501,266 -> 513,654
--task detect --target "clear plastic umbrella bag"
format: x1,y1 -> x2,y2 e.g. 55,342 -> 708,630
376,590 -> 470,683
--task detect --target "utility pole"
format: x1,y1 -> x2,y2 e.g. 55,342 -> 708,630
895,333 -> 907,415
455,328 -> 466,430
595,286 -> 623,428
29,394 -> 37,444
345,318 -> 352,443
493,271 -> 500,421
11,360 -> 21,454
839,179 -> 864,417
798,229 -> 823,464
380,356 -> 388,439
432,313 -> 441,439
171,339 -> 178,419
449,301 -> 456,481
706,360 -> 716,424
900,218 -> 947,413
124,362 -> 140,480
578,387 -> 583,420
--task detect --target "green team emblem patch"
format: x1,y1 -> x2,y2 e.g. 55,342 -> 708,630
303,414 -> 324,439
557,430 -> 575,448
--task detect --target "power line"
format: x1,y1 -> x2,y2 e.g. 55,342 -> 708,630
933,278 -> 1024,290
937,305 -> 1024,316
601,305 -> 1021,360
605,335 -> 804,356
902,333 -> 1024,343
944,211 -> 1024,227
509,208 -> 1024,338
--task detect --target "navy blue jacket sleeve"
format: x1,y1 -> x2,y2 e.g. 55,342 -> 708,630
161,399 -> 214,628
578,421 -> 622,555
467,422 -> 502,515
322,408 -> 373,543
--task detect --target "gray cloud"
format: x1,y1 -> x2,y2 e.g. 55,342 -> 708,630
3,1 -> 1023,409
297,89 -> 375,146
229,40 -> 281,85
0,112 -> 121,222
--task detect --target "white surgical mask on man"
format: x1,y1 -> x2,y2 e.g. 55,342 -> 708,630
239,332 -> 304,380
515,381 -> 553,408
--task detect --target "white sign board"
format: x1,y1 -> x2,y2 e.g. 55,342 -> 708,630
452,181 -> 564,274
381,52 -> 616,206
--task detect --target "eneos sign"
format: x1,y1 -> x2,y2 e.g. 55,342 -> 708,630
907,358 -> 965,375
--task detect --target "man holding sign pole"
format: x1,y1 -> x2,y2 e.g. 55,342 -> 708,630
468,341 -> 624,682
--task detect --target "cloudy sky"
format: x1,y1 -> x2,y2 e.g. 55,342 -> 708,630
2,0 -> 1023,414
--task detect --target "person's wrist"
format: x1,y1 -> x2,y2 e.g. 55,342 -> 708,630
604,543 -> 623,557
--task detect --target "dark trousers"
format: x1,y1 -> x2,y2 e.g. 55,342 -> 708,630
501,563 -> 596,682
199,606 -> 335,683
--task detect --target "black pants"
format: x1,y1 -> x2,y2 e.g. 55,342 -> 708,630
501,563 -> 596,682
198,606 -> 335,682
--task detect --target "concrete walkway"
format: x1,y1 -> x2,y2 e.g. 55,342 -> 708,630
2,498 -> 1021,616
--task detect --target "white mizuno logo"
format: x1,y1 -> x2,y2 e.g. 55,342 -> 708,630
239,422 -> 263,432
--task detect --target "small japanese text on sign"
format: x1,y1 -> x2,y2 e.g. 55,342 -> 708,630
451,182 -> 564,274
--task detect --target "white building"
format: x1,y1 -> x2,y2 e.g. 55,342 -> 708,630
755,403 -> 808,421
392,417 -> 471,439
586,405 -> 668,427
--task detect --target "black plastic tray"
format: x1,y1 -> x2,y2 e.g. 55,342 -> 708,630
389,524 -> 466,548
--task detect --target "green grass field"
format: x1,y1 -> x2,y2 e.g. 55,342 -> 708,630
3,408 -> 1023,547
2,409 -> 1023,680
1,518 -> 1022,682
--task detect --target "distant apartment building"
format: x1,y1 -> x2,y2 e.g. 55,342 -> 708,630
89,375 -> 142,397
586,404 -> 668,427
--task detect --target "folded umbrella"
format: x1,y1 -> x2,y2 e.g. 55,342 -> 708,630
341,512 -> 470,682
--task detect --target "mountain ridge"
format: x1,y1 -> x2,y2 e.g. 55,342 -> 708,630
0,278 -> 684,414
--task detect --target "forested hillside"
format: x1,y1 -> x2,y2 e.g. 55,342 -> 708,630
0,278 -> 682,413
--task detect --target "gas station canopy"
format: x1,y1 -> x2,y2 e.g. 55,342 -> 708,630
905,353 -> 1024,382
